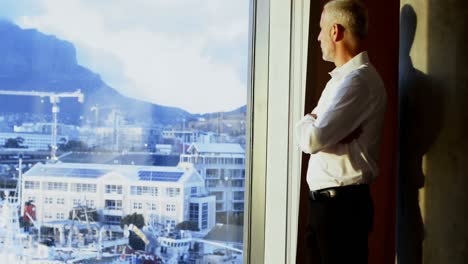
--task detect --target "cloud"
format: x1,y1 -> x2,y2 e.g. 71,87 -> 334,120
7,0 -> 249,114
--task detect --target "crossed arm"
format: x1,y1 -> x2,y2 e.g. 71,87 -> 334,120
307,112 -> 362,144
297,76 -> 370,154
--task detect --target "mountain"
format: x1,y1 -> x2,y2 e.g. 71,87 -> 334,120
0,20 -> 195,125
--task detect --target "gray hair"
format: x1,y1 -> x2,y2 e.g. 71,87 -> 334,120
324,0 -> 368,40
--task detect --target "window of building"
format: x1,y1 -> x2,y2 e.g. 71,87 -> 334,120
148,203 -> 157,211
201,203 -> 208,229
189,203 -> 199,223
24,181 -> 40,189
56,212 -> 65,219
233,202 -> 244,211
233,191 -> 244,201
232,179 -> 244,187
212,191 -> 224,201
206,168 -> 219,178
57,198 -> 65,204
104,215 -> 122,225
130,186 -> 158,196
105,200 -> 122,210
166,187 -> 180,197
133,202 -> 143,209
71,183 -> 97,193
191,186 -> 198,195
206,180 -> 219,188
44,197 -> 53,204
105,185 -> 123,194
234,158 -> 244,165
43,182 -> 68,192
166,204 -> 176,212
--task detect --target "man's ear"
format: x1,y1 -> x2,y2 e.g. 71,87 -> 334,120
331,23 -> 345,42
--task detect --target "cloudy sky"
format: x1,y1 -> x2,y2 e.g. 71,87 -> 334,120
0,0 -> 250,114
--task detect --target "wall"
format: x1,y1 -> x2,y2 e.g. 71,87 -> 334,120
398,0 -> 468,263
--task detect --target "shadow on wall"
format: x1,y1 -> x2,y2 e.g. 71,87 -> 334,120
397,4 -> 445,264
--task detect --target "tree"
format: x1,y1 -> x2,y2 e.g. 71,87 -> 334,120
58,140 -> 88,151
120,213 -> 145,229
4,137 -> 25,148
121,213 -> 146,250
175,221 -> 199,231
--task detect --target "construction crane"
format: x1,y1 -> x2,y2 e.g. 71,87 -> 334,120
0,89 -> 84,160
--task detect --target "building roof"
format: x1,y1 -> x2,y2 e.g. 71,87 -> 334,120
23,162 -> 202,184
203,224 -> 243,243
58,152 -> 180,166
187,143 -> 244,154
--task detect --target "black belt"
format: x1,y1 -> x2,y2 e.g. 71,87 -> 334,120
309,184 -> 369,201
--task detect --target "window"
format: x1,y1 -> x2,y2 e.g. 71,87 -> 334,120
232,179 -> 244,187
43,182 -> 68,192
56,212 -> 65,219
235,158 -> 244,165
206,168 -> 219,178
105,200 -> 122,210
130,186 -> 158,196
104,215 -> 122,225
24,181 -> 40,189
189,203 -> 199,223
166,187 -> 180,197
148,203 -> 158,211
105,185 -> 122,194
201,203 -> 208,229
166,204 -> 176,212
206,180 -> 219,188
73,199 -> 81,206
2,0 -> 260,261
133,202 -> 143,210
165,220 -> 176,228
213,191 -> 224,201
233,191 -> 245,201
44,197 -> 53,204
71,183 -> 97,193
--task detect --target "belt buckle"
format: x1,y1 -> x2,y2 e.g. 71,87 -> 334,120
326,189 -> 337,198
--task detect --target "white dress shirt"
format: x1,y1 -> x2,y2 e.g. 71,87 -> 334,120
296,51 -> 387,191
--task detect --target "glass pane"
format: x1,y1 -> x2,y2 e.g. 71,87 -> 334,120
0,0 -> 250,263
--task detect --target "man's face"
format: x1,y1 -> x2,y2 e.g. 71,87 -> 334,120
317,11 -> 335,62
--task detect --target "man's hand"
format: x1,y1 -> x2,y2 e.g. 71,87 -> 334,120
339,126 -> 362,144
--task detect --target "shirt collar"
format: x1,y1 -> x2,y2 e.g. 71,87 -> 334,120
329,51 -> 370,78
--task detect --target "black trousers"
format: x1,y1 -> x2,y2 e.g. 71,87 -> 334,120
305,185 -> 374,264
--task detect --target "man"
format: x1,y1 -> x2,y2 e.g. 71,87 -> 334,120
296,0 -> 386,263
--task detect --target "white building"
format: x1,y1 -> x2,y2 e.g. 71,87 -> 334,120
0,132 -> 68,150
180,143 -> 245,215
21,162 -> 216,232
14,122 -> 79,138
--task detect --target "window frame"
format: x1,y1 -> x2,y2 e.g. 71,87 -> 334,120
245,0 -> 309,263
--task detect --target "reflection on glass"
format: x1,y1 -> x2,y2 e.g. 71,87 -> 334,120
0,0 -> 249,263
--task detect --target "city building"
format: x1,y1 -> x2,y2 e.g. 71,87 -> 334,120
0,132 -> 69,150
180,143 -> 245,216
14,122 -> 79,139
79,125 -> 161,151
21,162 -> 216,232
